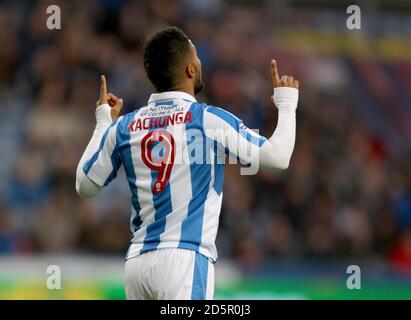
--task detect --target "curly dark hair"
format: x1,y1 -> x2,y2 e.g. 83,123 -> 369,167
143,26 -> 191,92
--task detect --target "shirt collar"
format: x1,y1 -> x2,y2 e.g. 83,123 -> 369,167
148,91 -> 197,104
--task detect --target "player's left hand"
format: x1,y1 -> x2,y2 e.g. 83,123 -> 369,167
96,75 -> 124,121
271,59 -> 299,89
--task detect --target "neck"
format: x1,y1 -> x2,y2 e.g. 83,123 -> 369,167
168,82 -> 195,97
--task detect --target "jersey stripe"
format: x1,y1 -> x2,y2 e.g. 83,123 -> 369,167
117,113 -> 142,232
157,104 -> 193,249
103,142 -> 122,186
191,252 -> 209,300
179,103 -> 211,252
140,100 -> 175,253
129,109 -> 156,254
213,140 -> 225,195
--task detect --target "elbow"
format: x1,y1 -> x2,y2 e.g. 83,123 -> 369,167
76,178 -> 94,199
275,158 -> 290,170
76,181 -> 87,199
77,187 -> 95,199
259,153 -> 292,171
75,170 -> 102,199
270,153 -> 292,170
263,138 -> 295,171
261,156 -> 290,171
75,165 -> 96,199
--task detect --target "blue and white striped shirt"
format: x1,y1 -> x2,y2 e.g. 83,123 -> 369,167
83,91 -> 268,262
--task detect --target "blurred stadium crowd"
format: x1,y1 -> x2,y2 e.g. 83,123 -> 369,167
0,0 -> 411,274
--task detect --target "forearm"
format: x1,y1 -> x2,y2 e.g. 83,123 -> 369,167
259,87 -> 298,169
76,104 -> 112,198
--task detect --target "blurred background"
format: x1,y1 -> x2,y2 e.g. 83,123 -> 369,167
1,0 -> 411,299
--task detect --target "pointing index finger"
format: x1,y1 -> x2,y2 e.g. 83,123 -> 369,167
100,75 -> 107,98
271,59 -> 280,87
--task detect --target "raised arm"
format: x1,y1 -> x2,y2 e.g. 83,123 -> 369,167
259,59 -> 299,169
203,59 -> 299,170
75,75 -> 124,198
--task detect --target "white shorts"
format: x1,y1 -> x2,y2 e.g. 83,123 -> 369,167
124,248 -> 214,300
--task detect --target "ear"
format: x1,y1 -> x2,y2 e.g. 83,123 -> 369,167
185,63 -> 195,79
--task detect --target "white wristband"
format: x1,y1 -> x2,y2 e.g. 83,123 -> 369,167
272,87 -> 299,110
95,103 -> 113,127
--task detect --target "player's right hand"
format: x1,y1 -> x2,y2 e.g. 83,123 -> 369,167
96,75 -> 124,121
271,59 -> 299,89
